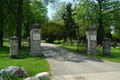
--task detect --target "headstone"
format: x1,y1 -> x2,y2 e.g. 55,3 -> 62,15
102,38 -> 111,56
29,23 -> 42,57
9,36 -> 18,58
114,41 -> 117,47
86,26 -> 97,55
27,37 -> 30,43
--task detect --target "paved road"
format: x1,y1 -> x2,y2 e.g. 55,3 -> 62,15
41,43 -> 120,80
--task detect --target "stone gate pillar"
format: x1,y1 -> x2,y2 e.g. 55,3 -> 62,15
102,38 -> 111,56
29,23 -> 42,57
10,36 -> 18,58
86,26 -> 97,55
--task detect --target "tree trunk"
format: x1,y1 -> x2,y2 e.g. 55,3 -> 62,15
0,11 -> 3,47
97,0 -> 104,45
70,38 -> 73,46
24,22 -> 30,37
17,0 -> 23,48
0,31 -> 3,47
98,19 -> 103,45
64,38 -> 67,42
58,40 -> 60,44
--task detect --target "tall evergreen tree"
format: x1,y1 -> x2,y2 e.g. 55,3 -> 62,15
62,3 -> 76,45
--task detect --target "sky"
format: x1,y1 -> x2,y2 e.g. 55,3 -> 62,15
47,0 -> 73,19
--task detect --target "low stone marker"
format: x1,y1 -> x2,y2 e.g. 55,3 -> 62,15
102,38 -> 111,56
9,36 -> 18,58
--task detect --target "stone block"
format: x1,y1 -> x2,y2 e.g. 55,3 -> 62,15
35,72 -> 50,80
29,53 -> 41,57
11,46 -> 17,50
30,23 -> 42,57
12,67 -> 28,77
86,26 -> 97,55
36,48 -> 41,51
9,54 -> 18,58
102,38 -> 111,56
24,77 -> 39,80
0,66 -> 19,76
0,77 -> 3,80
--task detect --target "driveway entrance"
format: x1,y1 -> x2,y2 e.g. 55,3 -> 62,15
41,43 -> 120,80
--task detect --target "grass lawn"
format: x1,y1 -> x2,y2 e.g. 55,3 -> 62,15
56,43 -> 120,63
0,39 -> 51,80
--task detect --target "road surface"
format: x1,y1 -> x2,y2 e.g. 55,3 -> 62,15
41,43 -> 120,80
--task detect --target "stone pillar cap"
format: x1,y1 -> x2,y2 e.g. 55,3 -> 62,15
102,38 -> 112,41
10,36 -> 18,40
85,26 -> 97,31
30,23 -> 42,29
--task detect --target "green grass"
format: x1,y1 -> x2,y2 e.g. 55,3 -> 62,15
0,47 -> 51,77
41,40 -> 46,43
92,48 -> 120,62
56,43 -> 120,63
53,40 -> 77,44
0,40 -> 51,80
3,42 -> 29,47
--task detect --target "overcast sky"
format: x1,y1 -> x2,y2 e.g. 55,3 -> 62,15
47,0 -> 73,19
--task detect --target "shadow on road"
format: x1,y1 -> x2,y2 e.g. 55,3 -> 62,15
41,46 -> 103,63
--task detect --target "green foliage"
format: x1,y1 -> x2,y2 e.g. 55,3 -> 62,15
74,0 -> 120,43
22,0 -> 49,38
41,22 -> 63,43
0,0 -> 56,47
62,3 -> 77,43
112,10 -> 120,40
0,0 -> 18,34
51,2 -> 67,23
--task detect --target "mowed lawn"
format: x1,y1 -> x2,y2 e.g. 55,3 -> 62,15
59,43 -> 120,63
0,41 -> 51,79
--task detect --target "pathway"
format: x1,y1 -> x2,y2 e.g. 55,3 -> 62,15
41,43 -> 120,80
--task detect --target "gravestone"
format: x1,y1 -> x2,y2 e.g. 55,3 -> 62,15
9,36 -> 18,58
102,38 -> 111,56
29,23 -> 42,57
86,26 -> 97,55
114,41 -> 117,47
27,37 -> 30,43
